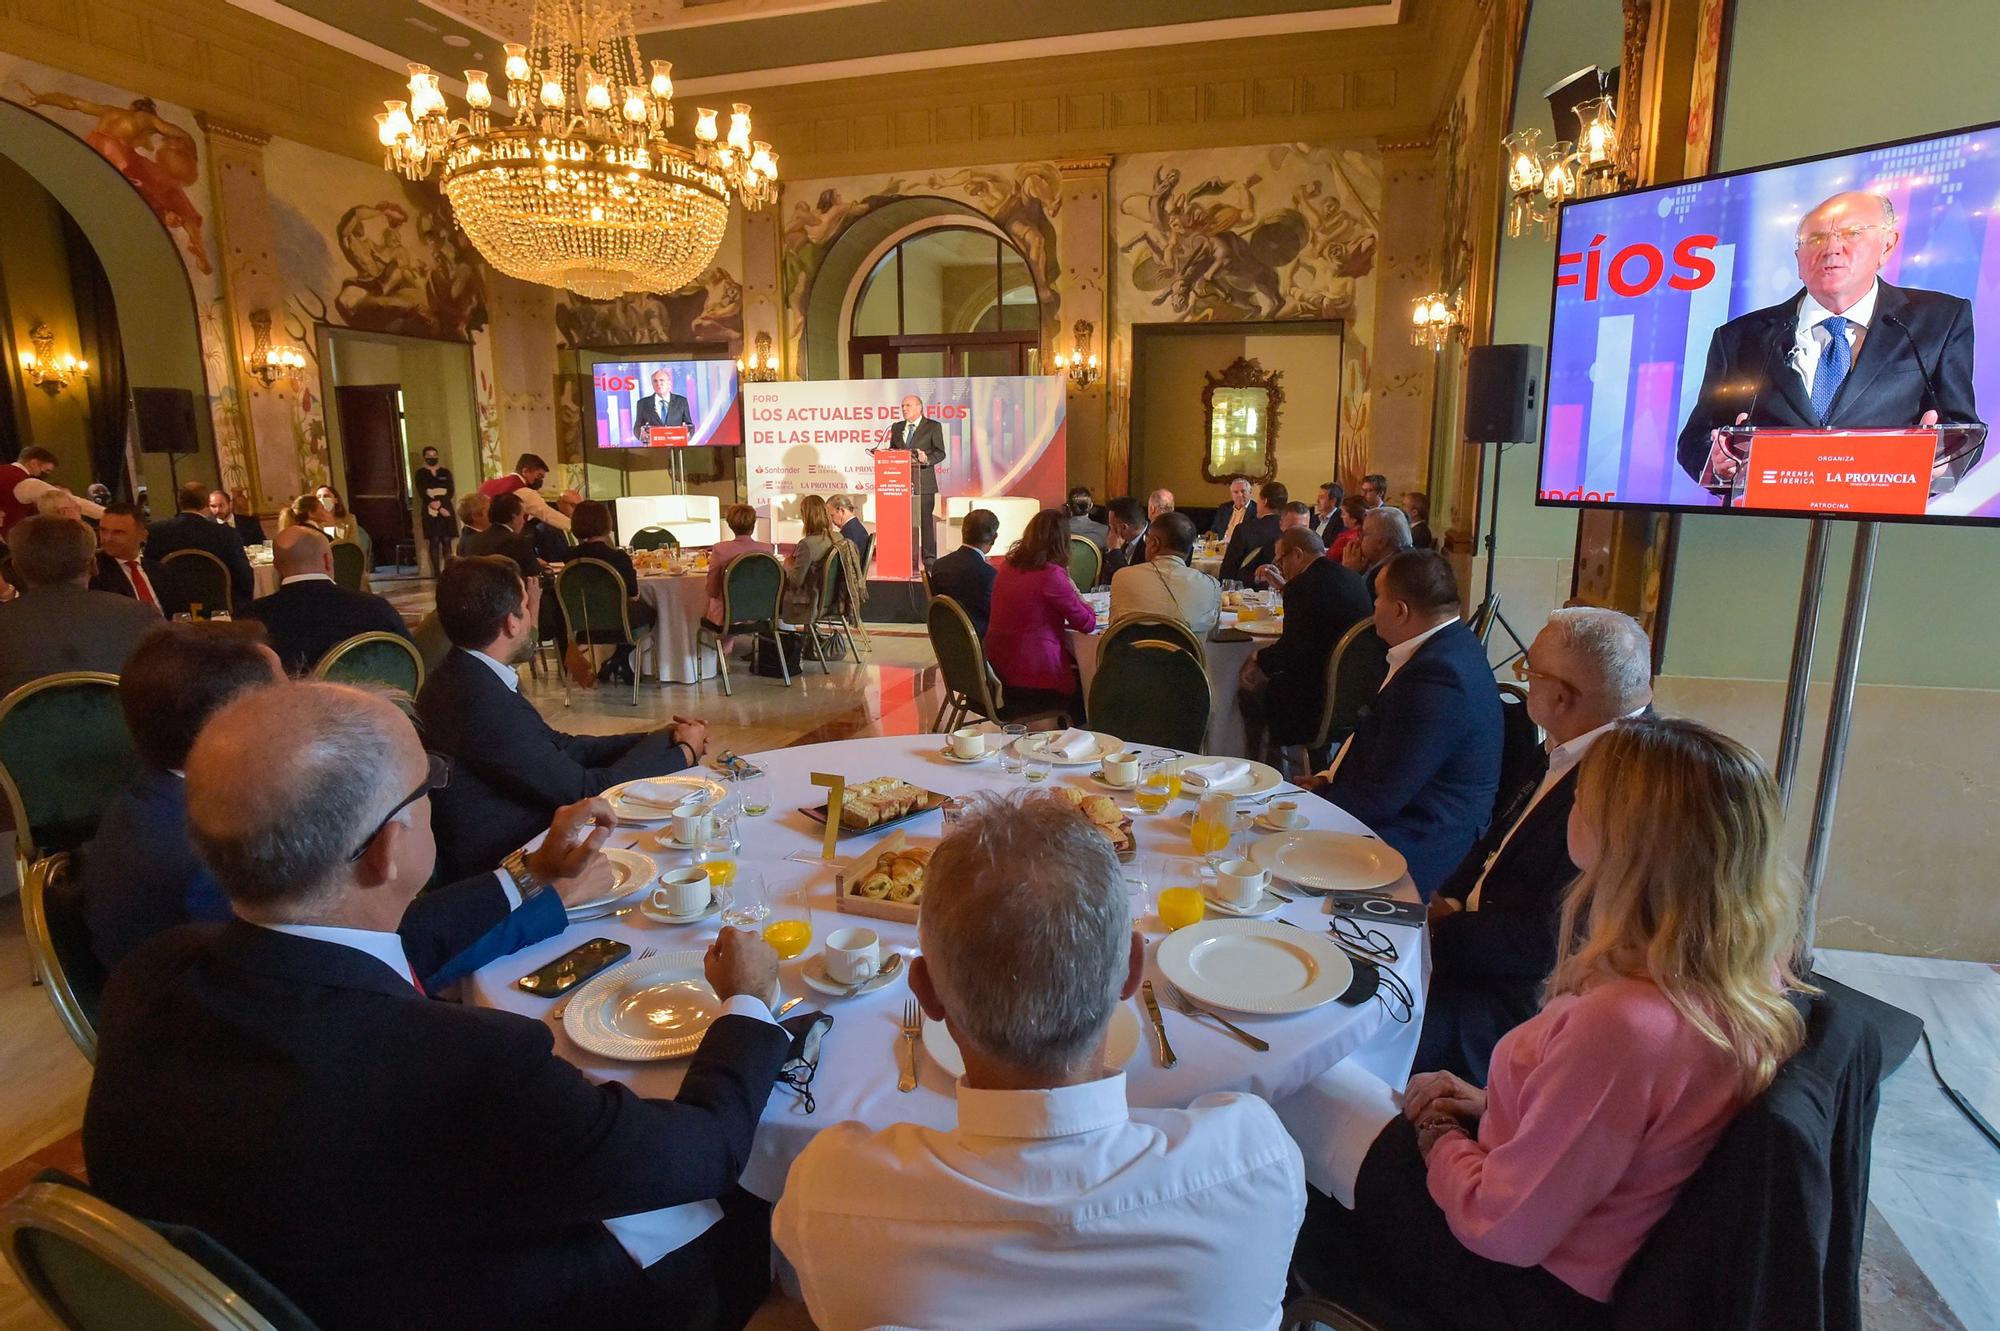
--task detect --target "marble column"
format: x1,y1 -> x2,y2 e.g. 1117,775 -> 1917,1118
1370,138 -> 1443,501
1057,157 -> 1111,493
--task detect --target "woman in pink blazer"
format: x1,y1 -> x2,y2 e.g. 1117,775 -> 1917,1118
983,508 -> 1096,720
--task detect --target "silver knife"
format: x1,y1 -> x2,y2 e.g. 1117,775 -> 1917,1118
1140,981 -> 1178,1069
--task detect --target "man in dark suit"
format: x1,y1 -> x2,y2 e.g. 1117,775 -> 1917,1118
1416,608 -> 1654,1081
632,367 -> 694,444
1095,497 -> 1147,585
1345,507 -> 1414,599
88,502 -> 163,609
84,680 -> 791,1331
928,507 -> 999,636
1677,191 -> 1982,494
458,490 -> 543,579
208,488 -> 266,545
828,494 -> 871,560
1206,476 -> 1252,540
418,556 -> 710,880
0,516 -> 161,695
1307,482 -> 1343,537
1218,480 -> 1286,584
146,480 -> 255,613
1238,528 -> 1373,770
237,526 -> 411,675
1310,551 -> 1502,899
882,393 -> 947,565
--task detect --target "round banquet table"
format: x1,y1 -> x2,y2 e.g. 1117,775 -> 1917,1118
249,555 -> 279,598
635,572 -> 718,685
1070,604 -> 1262,759
465,731 -> 1426,1207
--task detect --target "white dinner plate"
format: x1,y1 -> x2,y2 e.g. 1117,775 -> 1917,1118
1165,755 -> 1284,796
563,950 -> 719,1060
564,847 -> 657,920
1017,730 -> 1123,766
1236,618 -> 1284,638
604,775 -> 728,823
1250,831 -> 1407,892
922,1004 -> 1140,1080
1155,919 -> 1353,1016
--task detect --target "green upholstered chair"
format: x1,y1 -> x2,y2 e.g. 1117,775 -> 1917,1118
0,672 -> 134,886
923,596 -> 1072,732
311,632 -> 425,696
1087,618 -> 1212,753
800,549 -> 859,671
697,552 -> 787,695
158,549 -> 233,618
628,525 -> 680,552
554,558 -> 646,705
22,852 -> 102,1063
1066,536 -> 1102,592
1,1172 -> 321,1331
328,540 -> 367,590
410,611 -> 453,678
1309,621 -> 1389,765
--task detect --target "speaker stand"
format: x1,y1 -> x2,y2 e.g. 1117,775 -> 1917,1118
1472,439 -> 1530,671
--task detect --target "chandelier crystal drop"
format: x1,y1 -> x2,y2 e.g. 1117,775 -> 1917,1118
374,0 -> 777,300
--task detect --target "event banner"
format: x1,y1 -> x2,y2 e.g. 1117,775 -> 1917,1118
1540,122 -> 2000,522
741,376 -> 1067,508
591,359 -> 743,451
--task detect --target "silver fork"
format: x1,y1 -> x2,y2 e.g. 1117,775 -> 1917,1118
897,1000 -> 921,1092
554,946 -> 656,1021
1161,979 -> 1269,1053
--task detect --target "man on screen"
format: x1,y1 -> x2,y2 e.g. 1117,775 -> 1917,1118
1675,191 -> 1981,494
632,367 -> 694,445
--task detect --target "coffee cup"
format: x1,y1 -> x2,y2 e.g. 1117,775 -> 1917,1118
1214,858 -> 1269,910
1102,750 -> 1140,786
651,867 -> 711,917
1264,801 -> 1308,830
823,926 -> 881,986
949,726 -> 987,759
673,807 -> 713,846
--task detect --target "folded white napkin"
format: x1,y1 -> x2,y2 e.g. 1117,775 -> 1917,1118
1044,728 -> 1098,760
622,781 -> 705,811
1182,759 -> 1251,792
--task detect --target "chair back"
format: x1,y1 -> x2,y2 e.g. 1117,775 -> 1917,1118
926,595 -> 1003,724
554,558 -> 634,648
720,551 -> 783,626
814,546 -> 850,621
410,611 -> 453,677
1088,620 -> 1211,751
22,853 -> 102,1063
158,549 -> 232,617
1066,536 -> 1101,592
629,525 -> 679,551
311,632 -> 424,694
328,541 -> 367,590
1494,682 -> 1544,822
1311,621 -> 1389,751
0,672 -> 133,872
1,1173 -> 318,1330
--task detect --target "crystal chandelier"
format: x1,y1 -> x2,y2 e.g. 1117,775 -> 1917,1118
374,0 -> 778,300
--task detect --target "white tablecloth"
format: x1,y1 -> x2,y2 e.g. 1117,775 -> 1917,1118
635,573 -> 717,685
1070,610 -> 1261,759
250,559 -> 279,599
465,732 -> 1425,1207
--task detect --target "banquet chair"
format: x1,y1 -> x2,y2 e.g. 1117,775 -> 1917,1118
698,551 -> 789,696
925,596 -> 1068,732
1306,621 -> 1388,768
1494,682 -> 1543,821
22,853 -> 103,1063
801,551 -> 859,670
555,557 -> 650,706
410,611 -> 453,678
158,548 -> 233,618
311,631 -> 425,696
1066,536 -> 1102,592
0,672 -> 134,887
2,1172 -> 320,1331
629,525 -> 680,552
328,540 -> 367,590
1087,620 -> 1210,752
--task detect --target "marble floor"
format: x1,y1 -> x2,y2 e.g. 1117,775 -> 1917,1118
1,622 -> 1995,1330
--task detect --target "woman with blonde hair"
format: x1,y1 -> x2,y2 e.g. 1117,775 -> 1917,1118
1294,716 -> 1805,1329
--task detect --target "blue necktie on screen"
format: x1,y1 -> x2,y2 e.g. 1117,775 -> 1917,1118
1811,315 -> 1851,423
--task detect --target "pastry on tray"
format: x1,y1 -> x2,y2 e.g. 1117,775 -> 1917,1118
1043,786 -> 1137,855
836,776 -> 940,830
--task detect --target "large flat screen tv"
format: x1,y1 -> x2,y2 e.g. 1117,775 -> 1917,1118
1537,120 -> 2000,527
591,359 -> 742,451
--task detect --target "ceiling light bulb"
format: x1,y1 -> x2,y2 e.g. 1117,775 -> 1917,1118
695,107 -> 718,142
650,59 -> 673,100
465,70 -> 491,109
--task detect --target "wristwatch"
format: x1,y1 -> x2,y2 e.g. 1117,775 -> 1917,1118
500,848 -> 550,904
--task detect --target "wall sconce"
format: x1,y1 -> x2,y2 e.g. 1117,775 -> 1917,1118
19,322 -> 87,394
737,330 -> 780,382
1411,291 -> 1464,352
1502,129 -> 1546,238
1051,319 -> 1100,389
1573,94 -> 1623,196
246,310 -> 306,387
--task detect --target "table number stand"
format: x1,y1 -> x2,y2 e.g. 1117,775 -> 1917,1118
810,773 -> 846,861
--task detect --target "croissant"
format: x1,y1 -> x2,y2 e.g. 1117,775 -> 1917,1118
857,872 -> 892,899
887,879 -> 921,904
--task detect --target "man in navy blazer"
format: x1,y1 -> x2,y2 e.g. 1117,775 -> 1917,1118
237,526 -> 410,675
146,481 -> 255,613
84,681 -> 791,1331
1416,608 -> 1654,1080
418,556 -> 709,880
1238,527 -> 1372,762
1311,550 -> 1501,898
927,507 -> 999,635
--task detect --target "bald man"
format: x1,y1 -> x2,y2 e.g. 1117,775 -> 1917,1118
1676,189 -> 1981,494
237,524 -> 409,674
83,681 -> 791,1330
881,393 -> 947,564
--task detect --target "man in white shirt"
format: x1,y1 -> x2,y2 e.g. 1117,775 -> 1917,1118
775,795 -> 1305,1331
1107,511 -> 1221,637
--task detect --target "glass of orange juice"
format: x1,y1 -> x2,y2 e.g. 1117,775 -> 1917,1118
1191,793 -> 1235,867
762,878 -> 813,959
1158,884 -> 1206,931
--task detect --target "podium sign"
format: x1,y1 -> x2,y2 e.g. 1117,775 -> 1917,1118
646,425 -> 692,448
1737,429 -> 1935,516
873,450 -> 915,581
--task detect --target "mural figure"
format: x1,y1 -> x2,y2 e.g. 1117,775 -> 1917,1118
553,267 -> 743,350
935,165 -> 1062,291
10,84 -> 210,273
781,183 -> 907,331
333,199 -> 485,340
1118,166 -> 1307,319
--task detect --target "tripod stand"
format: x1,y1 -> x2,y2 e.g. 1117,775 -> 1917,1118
1472,438 -> 1531,672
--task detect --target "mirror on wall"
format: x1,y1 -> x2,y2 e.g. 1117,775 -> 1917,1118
1202,356 -> 1283,482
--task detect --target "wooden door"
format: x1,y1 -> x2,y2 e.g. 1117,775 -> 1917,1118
335,384 -> 411,569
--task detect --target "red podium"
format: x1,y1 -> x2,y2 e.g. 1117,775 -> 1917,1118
645,425 -> 691,448
872,449 -> 917,581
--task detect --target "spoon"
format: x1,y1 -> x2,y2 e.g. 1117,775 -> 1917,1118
841,951 -> 905,996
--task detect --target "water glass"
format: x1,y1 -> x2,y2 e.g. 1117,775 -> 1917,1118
737,771 -> 771,818
1000,723 -> 1028,776
1023,756 -> 1051,784
720,864 -> 768,928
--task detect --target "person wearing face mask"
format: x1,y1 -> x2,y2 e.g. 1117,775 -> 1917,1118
416,446 -> 458,575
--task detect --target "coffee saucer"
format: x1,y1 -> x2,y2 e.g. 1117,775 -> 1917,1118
641,897 -> 723,926
1204,889 -> 1287,919
799,952 -> 905,997
1091,769 -> 1139,791
937,747 -> 991,764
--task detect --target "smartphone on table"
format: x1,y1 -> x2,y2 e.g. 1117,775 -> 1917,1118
515,937 -> 631,997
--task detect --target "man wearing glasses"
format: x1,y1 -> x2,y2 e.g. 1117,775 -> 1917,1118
1675,190 -> 1981,493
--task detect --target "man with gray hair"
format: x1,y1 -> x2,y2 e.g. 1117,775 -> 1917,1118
0,514 -> 160,694
238,523 -> 410,674
84,680 -> 791,1330
1417,606 -> 1654,1081
775,795 -> 1305,1330
1343,505 -> 1414,598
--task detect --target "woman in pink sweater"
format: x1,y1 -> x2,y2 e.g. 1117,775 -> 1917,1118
1296,717 -> 1806,1327
983,508 -> 1096,721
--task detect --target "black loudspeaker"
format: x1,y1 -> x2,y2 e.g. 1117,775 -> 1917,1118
132,387 -> 200,455
1464,344 -> 1542,445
